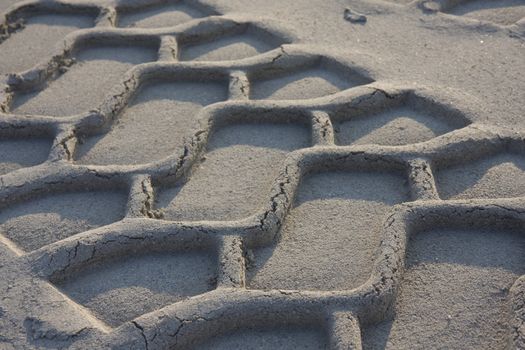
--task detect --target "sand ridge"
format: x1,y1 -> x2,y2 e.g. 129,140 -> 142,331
0,0 -> 524,349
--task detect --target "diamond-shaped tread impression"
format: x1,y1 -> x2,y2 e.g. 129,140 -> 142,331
10,44 -> 157,117
55,250 -> 217,327
334,106 -> 461,146
0,137 -> 52,175
444,0 -> 525,26
75,80 -> 228,165
0,14 -> 94,75
156,122 -> 310,221
0,190 -> 127,251
194,326 -> 328,350
435,152 -> 525,200
179,29 -> 279,62
247,170 -> 409,291
363,229 -> 525,349
118,2 -> 205,28
250,67 -> 369,101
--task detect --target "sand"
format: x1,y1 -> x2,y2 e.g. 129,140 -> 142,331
117,3 -> 206,28
0,137 -> 52,175
247,170 -> 409,291
443,0 -> 525,25
334,106 -> 459,146
179,32 -> 277,61
0,190 -> 127,251
363,229 -> 525,349
0,0 -> 524,349
0,14 -> 94,75
195,326 -> 328,349
435,152 -> 525,200
56,250 -> 218,327
12,45 -> 157,116
250,67 -> 356,101
76,80 -> 228,165
156,123 -> 310,221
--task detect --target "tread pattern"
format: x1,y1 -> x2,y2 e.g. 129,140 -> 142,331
0,0 -> 525,349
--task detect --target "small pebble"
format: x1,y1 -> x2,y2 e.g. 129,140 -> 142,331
344,8 -> 367,24
421,1 -> 440,12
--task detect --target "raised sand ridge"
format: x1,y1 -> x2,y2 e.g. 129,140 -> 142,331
0,0 -> 524,348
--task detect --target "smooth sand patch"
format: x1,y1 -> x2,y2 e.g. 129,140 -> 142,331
11,45 -> 157,116
0,0 -> 19,13
435,153 -> 525,199
118,2 -> 205,28
195,326 -> 328,350
75,80 -> 228,165
0,190 -> 127,251
179,32 -> 276,61
156,123 -> 310,221
0,14 -> 94,75
335,107 -> 459,146
250,67 -> 358,101
56,250 -> 217,327
445,0 -> 525,25
247,171 -> 409,291
0,137 -> 52,175
363,229 -> 525,349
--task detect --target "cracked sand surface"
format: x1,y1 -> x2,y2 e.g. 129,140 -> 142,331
0,0 -> 524,349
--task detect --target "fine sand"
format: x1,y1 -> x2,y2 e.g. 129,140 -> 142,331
0,0 -> 524,349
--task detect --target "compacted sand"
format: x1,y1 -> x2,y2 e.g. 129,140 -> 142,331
0,0 -> 524,349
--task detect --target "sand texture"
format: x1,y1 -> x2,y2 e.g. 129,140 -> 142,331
0,0 -> 524,349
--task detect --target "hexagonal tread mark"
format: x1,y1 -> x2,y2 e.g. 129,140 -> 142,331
195,325 -> 328,349
250,64 -> 372,101
54,249 -> 218,327
0,13 -> 95,76
443,0 -> 525,26
0,190 -> 127,252
334,106 -> 463,146
155,122 -> 310,221
0,136 -> 52,175
246,170 -> 409,291
363,229 -> 525,349
179,26 -> 284,62
11,43 -> 158,117
117,1 -> 207,28
435,152 -> 525,200
75,79 -> 229,165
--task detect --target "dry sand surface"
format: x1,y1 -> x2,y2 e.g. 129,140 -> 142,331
0,0 -> 524,349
